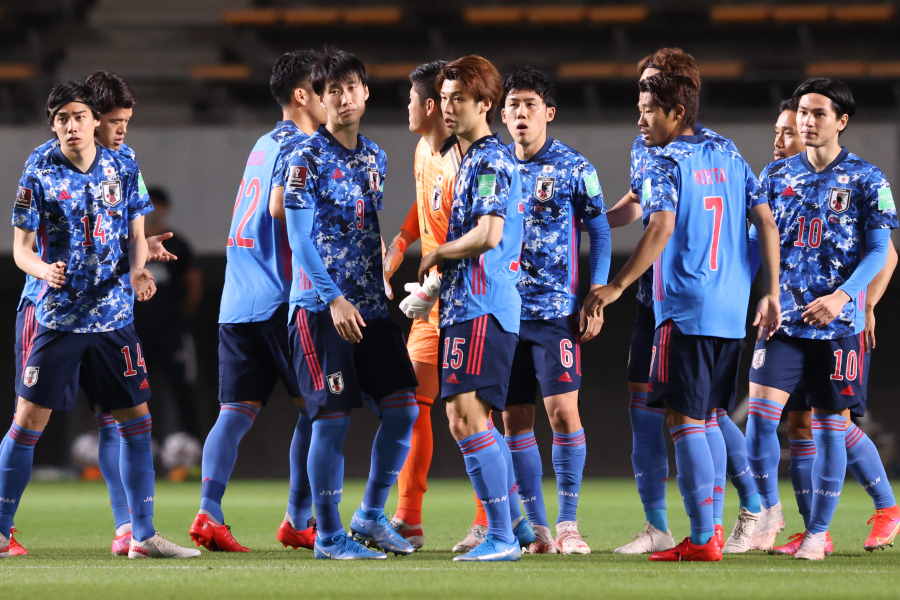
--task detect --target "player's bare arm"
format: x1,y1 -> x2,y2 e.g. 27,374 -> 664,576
12,227 -> 66,288
864,240 -> 897,349
269,186 -> 286,220
606,189 -> 643,228
384,201 -> 421,298
749,202 -> 782,339
417,213 -> 502,282
128,214 -> 156,302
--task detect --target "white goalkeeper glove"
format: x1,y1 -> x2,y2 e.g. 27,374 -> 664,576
399,271 -> 441,320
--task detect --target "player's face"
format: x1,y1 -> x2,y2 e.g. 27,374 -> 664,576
440,79 -> 489,138
637,91 -> 680,147
773,109 -> 802,160
51,102 -> 99,153
501,89 -> 556,148
96,107 -> 133,150
408,86 -> 428,134
796,93 -> 848,148
322,73 -> 368,128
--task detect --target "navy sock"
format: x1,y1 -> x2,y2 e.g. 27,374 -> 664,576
490,426 -> 523,523
629,391 -> 668,532
309,413 -> 349,538
846,423 -> 896,510
808,415 -> 848,534
507,431 -> 548,527
361,390 -> 417,513
117,415 -> 156,542
0,424 -> 41,537
670,423 -> 714,546
789,438 -> 816,527
705,411 -> 726,526
717,409 -> 761,512
552,429 -> 587,524
286,411 -> 313,528
200,403 -> 259,523
96,413 -> 130,529
458,430 -> 514,544
746,397 -> 785,509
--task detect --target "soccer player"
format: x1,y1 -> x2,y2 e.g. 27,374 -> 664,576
1,81 -> 198,559
584,72 -> 781,562
381,60 -> 462,549
497,66 -> 610,554
747,81 -> 900,558
189,50 -> 325,552
414,55 -> 526,562
283,49 -> 419,560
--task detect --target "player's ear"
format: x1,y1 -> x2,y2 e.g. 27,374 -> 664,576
546,105 -> 557,123
293,87 -> 305,106
363,84 -> 370,102
837,113 -> 849,133
500,106 -> 509,125
424,97 -> 437,117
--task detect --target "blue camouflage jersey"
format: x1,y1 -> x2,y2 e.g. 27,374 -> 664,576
219,120 -> 309,323
514,138 -> 606,320
283,125 -> 389,320
761,148 -> 898,340
440,135 -> 525,334
12,145 -> 153,332
642,133 -> 763,339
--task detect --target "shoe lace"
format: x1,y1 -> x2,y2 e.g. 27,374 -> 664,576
786,532 -> 804,544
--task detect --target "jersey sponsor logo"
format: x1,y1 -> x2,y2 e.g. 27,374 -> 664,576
326,371 -> 345,395
287,165 -> 308,190
23,366 -> 39,387
878,187 -> 896,212
827,187 -> 851,213
534,176 -> 555,202
15,186 -> 33,209
431,175 -> 443,211
477,174 -> 496,197
101,180 -> 122,207
751,348 -> 766,370
584,170 -> 601,197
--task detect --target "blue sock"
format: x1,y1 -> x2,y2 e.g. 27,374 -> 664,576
552,429 -> 587,524
506,431 -> 548,527
199,402 -> 259,523
846,423 -> 896,510
117,415 -> 156,542
670,423 -> 714,546
629,391 -> 668,532
746,397 -> 785,509
458,430 -> 513,544
96,413 -> 130,529
789,438 -> 816,527
705,411 -> 726,526
0,424 -> 42,537
808,414 -> 848,534
717,409 -> 761,513
490,426 -> 523,523
286,412 -> 313,528
361,390 -> 417,513
308,413 -> 349,538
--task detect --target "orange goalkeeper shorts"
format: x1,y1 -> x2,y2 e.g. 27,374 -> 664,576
407,318 -> 439,366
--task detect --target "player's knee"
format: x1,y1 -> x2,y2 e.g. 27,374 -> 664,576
545,393 -> 580,432
12,397 -> 51,432
786,411 -> 813,440
502,405 -> 533,436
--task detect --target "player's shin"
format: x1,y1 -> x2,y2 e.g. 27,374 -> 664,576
286,412 -> 313,528
789,439 -> 816,526
309,414 -> 350,538
629,392 -> 669,531
705,411 -> 726,529
507,431 -> 548,527
552,429 -> 587,524
199,402 -> 260,523
808,414 -> 849,534
395,397 -> 433,525
0,424 -> 42,537
746,397 -> 786,509
717,409 -> 761,512
457,431 -> 514,544
846,423 -> 896,509
97,413 -> 130,529
670,423 -> 715,545
490,427 -> 525,525
117,414 -> 155,542
361,390 -> 417,513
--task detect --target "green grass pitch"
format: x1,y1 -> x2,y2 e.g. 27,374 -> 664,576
4,478 -> 899,598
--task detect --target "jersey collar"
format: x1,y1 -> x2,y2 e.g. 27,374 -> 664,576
800,146 -> 848,174
462,134 -> 496,160
515,136 -> 554,164
318,124 -> 362,155
439,135 -> 460,156
52,144 -> 101,175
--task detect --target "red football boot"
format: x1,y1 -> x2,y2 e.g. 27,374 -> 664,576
714,524 -> 725,550
276,519 -> 316,550
865,505 -> 900,551
771,531 -> 834,556
111,530 -> 132,556
649,536 -> 723,562
189,513 -> 249,552
8,527 -> 28,556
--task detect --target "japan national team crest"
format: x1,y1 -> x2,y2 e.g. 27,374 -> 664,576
101,180 -> 122,207
535,176 -> 555,202
751,349 -> 766,370
326,371 -> 345,395
828,187 -> 851,213
23,366 -> 39,388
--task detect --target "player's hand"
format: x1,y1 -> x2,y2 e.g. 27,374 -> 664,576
329,295 -> 366,343
582,283 -> 622,317
41,260 -> 67,288
864,306 -> 876,350
147,232 -> 178,262
753,293 -> 781,340
399,271 -> 441,320
801,290 -> 850,328
577,304 -> 604,343
131,268 -> 157,302
418,250 -> 443,283
382,235 -> 406,300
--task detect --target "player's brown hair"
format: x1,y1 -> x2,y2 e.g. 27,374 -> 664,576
639,73 -> 700,130
438,55 -> 503,124
637,47 -> 701,92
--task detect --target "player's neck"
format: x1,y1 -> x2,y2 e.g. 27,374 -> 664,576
515,131 -> 548,161
326,121 -> 359,150
282,107 -> 319,136
804,140 -> 842,172
456,121 -> 492,155
422,119 -> 452,154
62,142 -> 97,173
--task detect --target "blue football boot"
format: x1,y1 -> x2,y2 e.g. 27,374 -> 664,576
452,534 -> 522,562
512,516 -> 536,548
350,509 -> 415,555
313,532 -> 387,560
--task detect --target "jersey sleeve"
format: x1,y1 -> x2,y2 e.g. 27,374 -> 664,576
12,170 -> 42,231
861,167 -> 898,230
628,140 -> 643,194
574,160 -> 606,219
283,149 -> 318,211
470,154 -> 510,220
744,160 -> 765,211
641,156 -> 679,214
271,146 -> 291,189
128,169 -> 153,219
374,148 -> 387,211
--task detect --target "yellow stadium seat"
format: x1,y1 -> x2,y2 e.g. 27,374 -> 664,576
832,4 -> 894,22
773,4 -> 830,23
463,6 -> 526,25
343,6 -> 403,25
367,63 -> 418,80
283,8 -> 340,26
709,4 -> 772,23
527,5 -> 587,25
190,64 -> 252,81
806,61 -> 868,77
557,61 -> 631,80
586,5 -> 649,24
0,63 -> 36,81
222,9 -> 280,26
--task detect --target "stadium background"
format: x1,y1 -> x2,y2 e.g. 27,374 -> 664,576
0,0 -> 898,479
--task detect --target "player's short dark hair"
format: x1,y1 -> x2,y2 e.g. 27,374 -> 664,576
502,65 -> 557,109
792,77 -> 856,119
270,49 -> 322,106
148,186 -> 170,207
638,73 -> 699,129
637,47 -> 701,92
778,97 -> 798,114
46,80 -> 100,123
437,55 -> 503,124
409,60 -> 446,105
311,48 -> 367,97
84,71 -> 136,115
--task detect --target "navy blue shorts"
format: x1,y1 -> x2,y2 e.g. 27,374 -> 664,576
507,316 -> 581,404
749,332 -> 868,415
218,303 -> 300,405
627,302 -> 655,384
439,314 -> 518,411
14,299 -> 39,391
16,323 -> 151,412
288,308 -> 417,418
648,320 -> 741,421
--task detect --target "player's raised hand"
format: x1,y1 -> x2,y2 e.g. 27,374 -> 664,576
382,235 -> 406,299
329,296 -> 366,343
147,231 -> 178,262
753,293 -> 782,340
582,283 -> 622,318
801,290 -> 849,328
41,260 -> 67,288
864,306 -> 877,350
131,268 -> 157,302
577,305 -> 604,343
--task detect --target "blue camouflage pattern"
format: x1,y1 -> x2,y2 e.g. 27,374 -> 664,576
514,138 -> 606,320
761,148 -> 898,339
283,125 -> 389,320
12,145 -> 153,332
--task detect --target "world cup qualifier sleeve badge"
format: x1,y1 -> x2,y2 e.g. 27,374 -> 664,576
102,180 -> 123,207
828,187 -> 851,213
535,176 -> 555,202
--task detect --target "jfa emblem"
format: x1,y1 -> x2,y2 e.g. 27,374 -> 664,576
368,169 -> 380,194
102,181 -> 122,207
327,371 -> 345,395
828,187 -> 851,213
751,349 -> 766,370
431,175 -> 443,211
535,176 -> 555,202
23,366 -> 39,388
